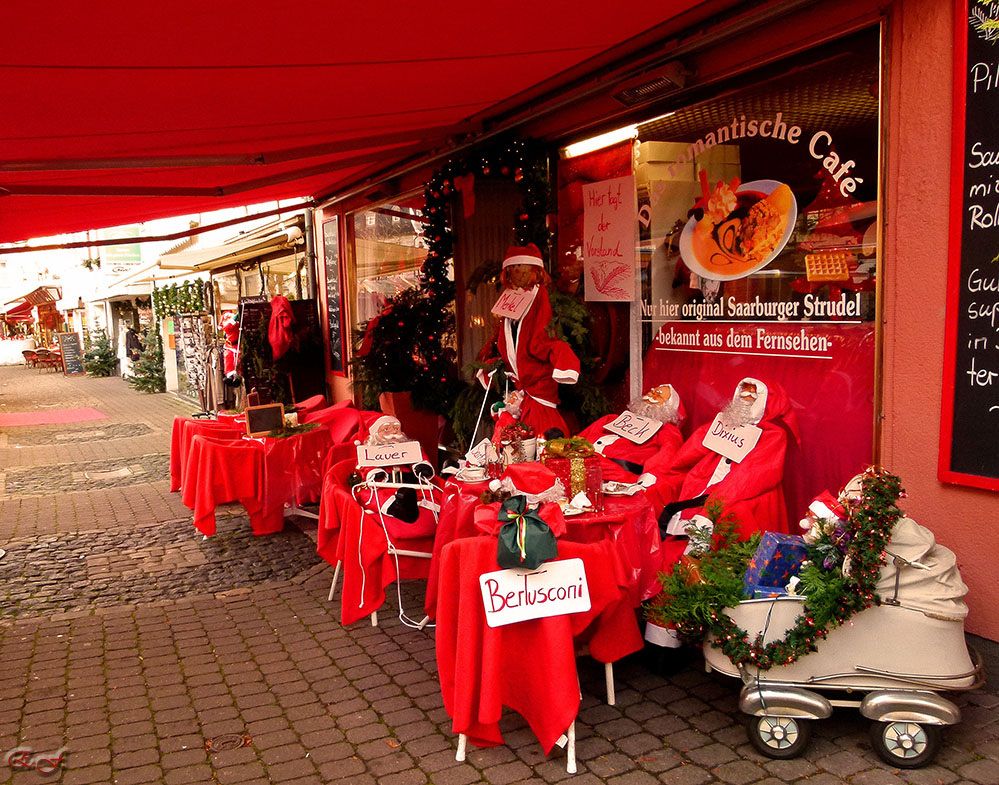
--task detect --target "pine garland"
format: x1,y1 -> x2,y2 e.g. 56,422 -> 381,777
647,467 -> 905,671
153,281 -> 205,319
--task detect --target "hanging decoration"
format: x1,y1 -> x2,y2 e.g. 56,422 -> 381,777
152,281 -> 205,319
646,467 -> 905,671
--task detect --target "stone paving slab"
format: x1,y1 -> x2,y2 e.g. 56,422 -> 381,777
0,364 -> 997,785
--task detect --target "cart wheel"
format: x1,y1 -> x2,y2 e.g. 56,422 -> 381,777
869,721 -> 941,768
747,715 -> 811,759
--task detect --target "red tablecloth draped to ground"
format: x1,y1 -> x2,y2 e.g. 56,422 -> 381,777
317,460 -> 435,626
182,435 -> 265,535
170,417 -> 243,492
178,424 -> 333,536
435,536 -> 643,754
425,481 -> 663,618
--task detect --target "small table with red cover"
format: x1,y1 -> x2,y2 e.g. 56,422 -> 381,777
178,423 -> 333,536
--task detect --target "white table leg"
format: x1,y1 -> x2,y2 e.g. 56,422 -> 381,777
566,721 -> 576,774
605,661 -> 616,705
327,561 -> 341,601
456,733 -> 467,762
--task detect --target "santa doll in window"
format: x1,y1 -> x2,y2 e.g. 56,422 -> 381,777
651,377 -> 800,562
576,383 -> 686,486
219,311 -> 241,381
476,244 -> 580,436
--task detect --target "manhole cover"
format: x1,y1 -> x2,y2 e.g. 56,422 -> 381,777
206,733 -> 250,752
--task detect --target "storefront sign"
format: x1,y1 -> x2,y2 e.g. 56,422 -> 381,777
701,415 -> 762,463
491,287 -> 533,320
940,0 -> 999,489
356,440 -> 422,467
479,558 -> 590,627
604,411 -> 662,444
582,175 -> 636,302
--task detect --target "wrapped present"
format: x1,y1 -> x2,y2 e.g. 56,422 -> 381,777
742,531 -> 808,599
543,455 -> 601,499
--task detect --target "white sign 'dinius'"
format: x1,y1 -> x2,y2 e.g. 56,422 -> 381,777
356,440 -> 423,467
479,558 -> 590,627
701,415 -> 762,463
604,410 -> 663,445
582,174 -> 637,302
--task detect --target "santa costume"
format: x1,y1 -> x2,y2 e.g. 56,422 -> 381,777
650,377 -> 800,544
477,244 -> 580,436
577,384 -> 686,485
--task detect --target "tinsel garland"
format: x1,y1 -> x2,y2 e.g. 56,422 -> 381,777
657,467 -> 905,671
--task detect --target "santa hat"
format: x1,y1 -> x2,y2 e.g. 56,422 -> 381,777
808,490 -> 847,521
502,243 -> 545,269
488,463 -> 564,505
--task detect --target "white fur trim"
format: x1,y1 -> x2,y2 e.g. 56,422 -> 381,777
502,254 -> 544,269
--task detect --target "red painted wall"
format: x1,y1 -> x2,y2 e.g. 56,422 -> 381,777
883,0 -> 999,641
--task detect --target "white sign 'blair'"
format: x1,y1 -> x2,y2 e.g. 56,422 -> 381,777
479,558 -> 590,627
701,415 -> 762,463
356,440 -> 423,467
604,410 -> 663,445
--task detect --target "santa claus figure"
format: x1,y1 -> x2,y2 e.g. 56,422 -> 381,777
477,244 -> 580,436
652,377 -> 800,546
577,383 -> 686,486
219,311 -> 240,379
365,415 -> 407,447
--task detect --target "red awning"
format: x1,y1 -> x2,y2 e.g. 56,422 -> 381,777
2,300 -> 34,321
0,1 -> 737,244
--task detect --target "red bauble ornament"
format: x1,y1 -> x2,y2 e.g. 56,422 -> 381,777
514,168 -> 523,182
482,166 -> 491,175
501,166 -> 510,175
519,213 -> 529,221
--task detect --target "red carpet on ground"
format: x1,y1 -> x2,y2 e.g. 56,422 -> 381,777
0,407 -> 108,427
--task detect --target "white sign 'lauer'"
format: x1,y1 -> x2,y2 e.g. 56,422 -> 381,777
356,440 -> 423,467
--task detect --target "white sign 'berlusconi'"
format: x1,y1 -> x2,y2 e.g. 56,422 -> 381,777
479,558 -> 590,627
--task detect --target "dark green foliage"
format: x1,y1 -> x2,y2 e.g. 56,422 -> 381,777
153,280 -> 205,318
83,329 -> 116,377
128,329 -> 166,393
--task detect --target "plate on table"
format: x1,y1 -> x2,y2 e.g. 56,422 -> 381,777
559,502 -> 589,516
454,467 -> 489,483
603,481 -> 641,496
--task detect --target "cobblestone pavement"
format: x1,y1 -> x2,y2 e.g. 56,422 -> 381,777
1,364 -> 997,785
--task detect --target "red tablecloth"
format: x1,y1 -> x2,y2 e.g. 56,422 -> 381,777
436,536 -> 642,754
181,435 -> 265,535
169,417 -> 243,492
317,460 -> 435,625
180,425 -> 333,536
216,412 -> 246,427
425,481 -> 662,617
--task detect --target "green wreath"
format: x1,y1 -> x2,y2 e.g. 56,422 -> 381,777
646,467 -> 904,671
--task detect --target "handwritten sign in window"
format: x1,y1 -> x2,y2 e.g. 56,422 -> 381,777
479,558 -> 590,627
490,287 -> 533,320
582,175 -> 636,302
940,0 -> 999,489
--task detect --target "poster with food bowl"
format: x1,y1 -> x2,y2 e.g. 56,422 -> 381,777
679,175 -> 797,281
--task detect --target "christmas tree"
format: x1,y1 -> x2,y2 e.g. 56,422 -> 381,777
128,328 -> 166,393
83,329 -> 116,377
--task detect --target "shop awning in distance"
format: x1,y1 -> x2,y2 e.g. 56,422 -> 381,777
4,286 -> 61,308
2,300 -> 34,321
158,218 -> 305,273
0,1 -> 739,245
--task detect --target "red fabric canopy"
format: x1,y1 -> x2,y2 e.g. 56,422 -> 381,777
0,1 -> 730,243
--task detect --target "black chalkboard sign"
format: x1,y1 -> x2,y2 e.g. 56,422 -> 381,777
323,217 -> 345,375
940,0 -> 999,489
245,403 -> 285,437
57,331 -> 85,376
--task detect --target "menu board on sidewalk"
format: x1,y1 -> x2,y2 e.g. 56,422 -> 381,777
940,0 -> 999,489
57,332 -> 85,376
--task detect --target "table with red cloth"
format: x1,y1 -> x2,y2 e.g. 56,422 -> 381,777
179,424 -> 333,536
425,480 -> 663,619
170,416 -> 243,492
317,459 -> 435,626
436,536 -> 642,754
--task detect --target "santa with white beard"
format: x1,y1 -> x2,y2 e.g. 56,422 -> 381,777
650,377 -> 799,552
576,383 -> 686,485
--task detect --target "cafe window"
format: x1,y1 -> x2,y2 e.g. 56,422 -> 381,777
351,197 -> 437,332
560,26 -> 882,520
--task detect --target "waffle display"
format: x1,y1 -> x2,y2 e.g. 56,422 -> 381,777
804,252 -> 853,282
